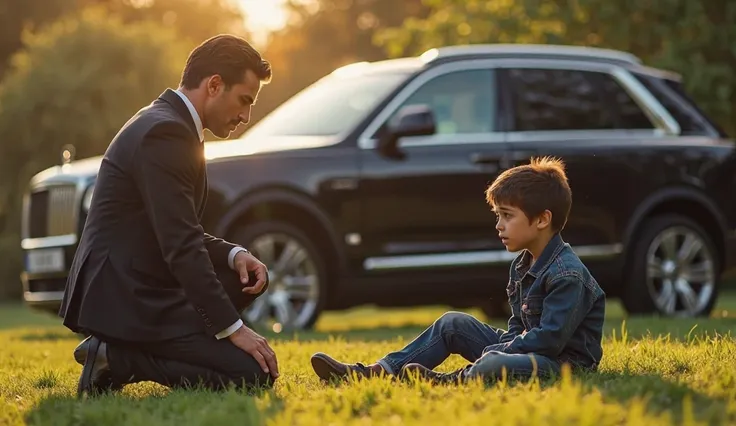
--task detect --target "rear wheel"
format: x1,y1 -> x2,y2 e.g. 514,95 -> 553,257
622,214 -> 719,317
229,220 -> 328,331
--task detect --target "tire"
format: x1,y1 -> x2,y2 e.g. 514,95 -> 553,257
622,214 -> 720,317
228,220 -> 329,330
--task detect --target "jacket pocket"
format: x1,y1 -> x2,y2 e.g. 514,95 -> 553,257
521,295 -> 544,329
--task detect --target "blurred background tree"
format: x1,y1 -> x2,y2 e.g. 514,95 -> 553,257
0,0 -> 248,298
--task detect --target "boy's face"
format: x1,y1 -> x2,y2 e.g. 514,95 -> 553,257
494,203 -> 551,253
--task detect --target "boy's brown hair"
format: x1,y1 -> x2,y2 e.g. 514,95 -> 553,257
485,156 -> 572,232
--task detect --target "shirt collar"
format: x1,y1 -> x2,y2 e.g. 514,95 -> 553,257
173,89 -> 204,142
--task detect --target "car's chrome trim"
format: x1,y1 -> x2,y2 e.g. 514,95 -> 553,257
363,243 -> 623,271
610,67 -> 680,135
24,291 -> 65,303
420,44 -> 642,65
21,234 -> 77,250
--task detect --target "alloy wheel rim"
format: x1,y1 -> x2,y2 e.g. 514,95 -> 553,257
242,232 -> 320,331
645,226 -> 715,317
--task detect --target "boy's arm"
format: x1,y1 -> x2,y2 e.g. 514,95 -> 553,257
490,274 -> 590,357
498,309 -> 524,343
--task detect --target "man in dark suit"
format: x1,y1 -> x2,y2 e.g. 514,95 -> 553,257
59,34 -> 279,397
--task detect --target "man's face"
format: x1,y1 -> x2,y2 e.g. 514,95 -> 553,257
203,69 -> 262,138
494,203 -> 544,253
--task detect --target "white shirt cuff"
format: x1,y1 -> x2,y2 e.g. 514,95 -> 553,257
215,319 -> 243,339
228,247 -> 248,270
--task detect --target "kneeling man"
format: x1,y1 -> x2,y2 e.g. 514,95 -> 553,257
59,34 -> 279,396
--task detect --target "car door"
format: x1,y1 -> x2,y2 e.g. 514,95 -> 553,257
496,61 -> 665,273
355,60 -> 512,290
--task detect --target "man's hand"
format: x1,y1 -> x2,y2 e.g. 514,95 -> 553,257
229,325 -> 279,378
233,250 -> 268,294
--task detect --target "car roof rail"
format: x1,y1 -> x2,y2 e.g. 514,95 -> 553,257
419,44 -> 642,66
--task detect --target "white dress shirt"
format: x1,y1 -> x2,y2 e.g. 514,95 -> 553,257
174,89 -> 246,339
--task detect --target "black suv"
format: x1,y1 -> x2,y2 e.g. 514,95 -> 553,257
20,44 -> 736,330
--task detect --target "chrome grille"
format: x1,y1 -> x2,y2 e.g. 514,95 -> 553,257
28,185 -> 78,237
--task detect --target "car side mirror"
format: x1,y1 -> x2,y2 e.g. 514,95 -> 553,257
377,104 -> 436,160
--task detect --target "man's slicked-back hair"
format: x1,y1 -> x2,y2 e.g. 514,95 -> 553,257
485,156 -> 572,232
180,34 -> 272,90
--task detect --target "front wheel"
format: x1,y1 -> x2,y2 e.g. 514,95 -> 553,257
622,214 -> 719,317
229,220 -> 328,331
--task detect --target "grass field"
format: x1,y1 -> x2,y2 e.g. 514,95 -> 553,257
1,294 -> 735,426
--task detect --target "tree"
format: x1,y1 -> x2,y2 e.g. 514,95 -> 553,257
376,0 -> 736,137
0,0 -> 249,79
0,6 -> 191,298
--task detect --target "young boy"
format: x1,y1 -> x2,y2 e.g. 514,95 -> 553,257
310,157 -> 606,384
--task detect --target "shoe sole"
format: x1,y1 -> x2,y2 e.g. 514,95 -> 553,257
310,355 -> 345,381
77,337 -> 101,398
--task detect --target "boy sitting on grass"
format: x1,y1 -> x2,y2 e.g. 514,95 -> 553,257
310,157 -> 606,384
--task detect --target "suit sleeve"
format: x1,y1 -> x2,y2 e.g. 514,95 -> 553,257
133,123 -> 241,336
203,233 -> 242,270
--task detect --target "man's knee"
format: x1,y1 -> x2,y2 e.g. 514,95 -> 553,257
225,353 -> 276,390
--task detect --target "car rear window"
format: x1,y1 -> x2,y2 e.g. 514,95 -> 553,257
632,73 -> 728,138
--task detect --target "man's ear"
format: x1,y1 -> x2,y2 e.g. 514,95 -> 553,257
536,210 -> 552,230
206,74 -> 224,96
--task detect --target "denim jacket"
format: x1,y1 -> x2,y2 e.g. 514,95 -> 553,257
484,233 -> 606,370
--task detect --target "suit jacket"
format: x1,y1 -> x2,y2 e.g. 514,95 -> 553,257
59,89 -> 244,341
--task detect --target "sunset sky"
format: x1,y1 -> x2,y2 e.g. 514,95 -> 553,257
236,0 -> 289,45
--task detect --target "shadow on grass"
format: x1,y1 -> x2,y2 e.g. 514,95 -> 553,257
17,330 -> 83,342
25,383 -> 282,426
576,370 -> 732,424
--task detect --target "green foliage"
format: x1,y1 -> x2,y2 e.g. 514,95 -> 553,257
376,0 -> 736,137
0,6 -> 190,297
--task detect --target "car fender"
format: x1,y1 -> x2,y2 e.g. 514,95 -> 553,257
623,186 -> 728,251
214,187 -> 348,272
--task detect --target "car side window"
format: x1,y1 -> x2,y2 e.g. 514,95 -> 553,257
505,68 -> 654,131
385,69 -> 496,135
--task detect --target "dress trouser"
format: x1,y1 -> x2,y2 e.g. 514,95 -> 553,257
105,269 -> 273,391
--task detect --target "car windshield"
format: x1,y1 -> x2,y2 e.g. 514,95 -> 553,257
243,70 -> 412,137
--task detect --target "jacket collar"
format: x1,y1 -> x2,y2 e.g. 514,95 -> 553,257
158,88 -> 201,142
515,233 -> 566,278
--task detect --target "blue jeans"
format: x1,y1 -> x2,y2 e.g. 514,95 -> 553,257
376,312 -> 561,381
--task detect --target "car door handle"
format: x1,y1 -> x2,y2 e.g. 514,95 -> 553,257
500,151 -> 535,169
470,153 -> 500,172
470,153 -> 499,164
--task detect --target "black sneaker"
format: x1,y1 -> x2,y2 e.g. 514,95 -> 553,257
310,352 -> 384,381
400,363 -> 466,385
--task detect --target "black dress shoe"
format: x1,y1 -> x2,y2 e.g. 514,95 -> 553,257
76,336 -> 122,397
400,363 -> 466,385
73,336 -> 92,365
310,352 -> 384,381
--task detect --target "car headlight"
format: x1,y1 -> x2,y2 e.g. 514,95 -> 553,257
82,183 -> 95,212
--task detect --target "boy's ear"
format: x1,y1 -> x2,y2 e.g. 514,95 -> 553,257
535,210 -> 552,230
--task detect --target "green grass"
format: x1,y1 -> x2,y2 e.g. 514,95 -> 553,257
1,295 -> 735,425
